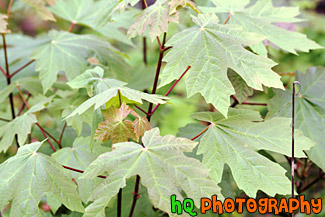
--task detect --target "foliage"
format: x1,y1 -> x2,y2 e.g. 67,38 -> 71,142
0,0 -> 324,216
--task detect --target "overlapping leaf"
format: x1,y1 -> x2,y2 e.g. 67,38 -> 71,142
128,0 -> 178,40
52,137 -> 110,203
160,14 -> 283,117
21,0 -> 56,21
267,67 -> 325,172
66,67 -> 167,118
201,0 -> 322,54
192,108 -> 314,196
31,30 -> 128,93
228,69 -> 253,103
81,128 -> 221,217
0,141 -> 84,217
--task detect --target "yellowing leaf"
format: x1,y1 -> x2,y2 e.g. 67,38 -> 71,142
133,116 -> 151,140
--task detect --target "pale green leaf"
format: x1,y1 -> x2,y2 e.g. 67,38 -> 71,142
66,68 -> 167,118
228,69 -> 253,104
81,128 -> 221,217
0,141 -> 84,217
267,67 -> 325,172
192,108 -> 314,196
201,0 -> 323,54
127,0 -> 178,41
0,113 -> 37,152
31,30 -> 128,93
160,13 -> 283,117
52,137 -> 109,203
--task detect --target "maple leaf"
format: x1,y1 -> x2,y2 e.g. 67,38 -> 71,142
201,0 -> 323,54
169,0 -> 200,14
31,31 -> 128,93
66,67 -> 167,118
81,128 -> 221,217
127,0 -> 178,41
95,103 -> 137,143
160,13 -> 283,117
52,137 -> 110,203
228,69 -> 253,103
267,67 -> 325,172
192,108 -> 314,196
0,141 -> 84,217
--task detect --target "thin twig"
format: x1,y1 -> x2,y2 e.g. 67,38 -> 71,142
118,189 -> 122,217
191,125 -> 211,141
68,21 -> 76,32
2,33 -> 18,148
6,0 -> 14,22
0,117 -> 10,122
17,93 -> 31,116
0,66 -> 8,77
10,59 -> 35,78
298,172 -> 325,194
62,165 -> 106,179
232,96 -> 267,106
58,122 -> 67,149
118,89 -> 122,107
134,105 -> 149,116
128,175 -> 141,217
142,38 -> 147,65
17,84 -> 57,152
150,66 -> 191,116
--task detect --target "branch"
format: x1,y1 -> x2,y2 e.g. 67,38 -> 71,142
2,33 -> 18,148
58,122 -> 67,149
0,66 -> 8,77
17,84 -> 57,152
6,0 -> 14,22
128,175 -> 141,217
62,165 -> 106,179
134,105 -> 150,116
232,95 -> 267,106
147,32 -> 167,121
9,59 -> 35,78
150,66 -> 191,116
298,172 -> 325,194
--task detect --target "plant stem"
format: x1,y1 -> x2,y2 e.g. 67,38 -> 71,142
232,96 -> 267,106
17,84 -> 57,152
150,66 -> 191,116
68,21 -> 76,32
298,171 -> 325,194
147,33 -> 167,122
0,117 -> 10,122
2,33 -> 19,148
118,89 -> 122,107
134,105 -> 149,116
117,189 -> 122,217
0,66 -> 8,77
62,165 -> 106,179
10,59 -> 35,78
191,125 -> 211,141
58,122 -> 67,149
6,0 -> 14,21
17,93 -> 31,116
143,38 -> 147,65
128,175 -> 141,217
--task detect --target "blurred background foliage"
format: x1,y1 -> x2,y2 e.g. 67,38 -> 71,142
0,0 -> 324,216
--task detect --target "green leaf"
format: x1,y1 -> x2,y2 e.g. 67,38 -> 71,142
81,128 -> 221,217
228,69 -> 253,104
0,14 -> 8,33
0,141 -> 84,216
21,0 -> 56,21
201,0 -> 323,54
52,137 -> 109,203
51,0 -> 134,45
267,67 -> 325,172
0,113 -> 37,152
127,0 -> 178,41
66,68 -> 167,118
31,30 -> 128,93
192,108 -> 314,196
160,13 -> 283,117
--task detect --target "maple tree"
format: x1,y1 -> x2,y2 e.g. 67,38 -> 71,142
0,0 -> 324,216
